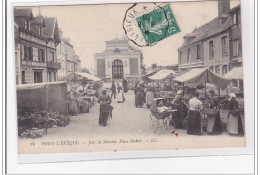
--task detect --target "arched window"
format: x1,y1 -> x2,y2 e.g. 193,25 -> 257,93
112,59 -> 124,79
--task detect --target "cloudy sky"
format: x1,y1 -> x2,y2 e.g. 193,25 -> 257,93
28,0 -> 239,70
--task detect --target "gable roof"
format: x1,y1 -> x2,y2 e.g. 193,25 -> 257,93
179,16 -> 231,49
14,8 -> 33,18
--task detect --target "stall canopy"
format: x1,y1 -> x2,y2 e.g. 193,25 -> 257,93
149,69 -> 177,80
174,68 -> 230,90
142,70 -> 159,83
61,72 -> 101,81
223,67 -> 243,80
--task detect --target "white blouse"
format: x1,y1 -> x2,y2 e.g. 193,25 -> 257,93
189,97 -> 203,111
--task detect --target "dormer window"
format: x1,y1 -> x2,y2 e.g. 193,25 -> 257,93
24,19 -> 30,30
187,49 -> 191,62
233,12 -> 238,27
39,27 -> 42,35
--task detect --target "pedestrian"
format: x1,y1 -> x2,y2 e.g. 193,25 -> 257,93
187,91 -> 203,135
206,90 -> 223,134
68,89 -> 79,116
145,86 -> 154,108
110,80 -> 116,99
122,78 -> 128,93
171,90 -> 184,128
134,84 -> 144,107
98,90 -> 112,127
117,83 -> 121,93
226,93 -> 244,135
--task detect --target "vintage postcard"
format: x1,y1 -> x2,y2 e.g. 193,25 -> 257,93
13,0 -> 247,161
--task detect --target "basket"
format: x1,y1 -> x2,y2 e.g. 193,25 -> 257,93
203,108 -> 219,115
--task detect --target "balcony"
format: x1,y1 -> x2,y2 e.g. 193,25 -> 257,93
21,60 -> 46,68
47,61 -> 61,69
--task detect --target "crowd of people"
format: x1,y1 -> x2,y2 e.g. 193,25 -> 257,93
133,80 -> 244,136
67,79 -> 244,136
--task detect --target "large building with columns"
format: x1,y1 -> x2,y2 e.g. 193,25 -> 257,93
94,38 -> 143,81
178,1 -> 242,76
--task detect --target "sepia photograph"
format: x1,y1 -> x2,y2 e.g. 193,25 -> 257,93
13,0 -> 246,156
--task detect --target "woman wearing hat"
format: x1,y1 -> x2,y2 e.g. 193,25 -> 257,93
206,90 -> 223,134
98,90 -> 112,127
226,93 -> 244,135
171,90 -> 184,128
187,91 -> 203,135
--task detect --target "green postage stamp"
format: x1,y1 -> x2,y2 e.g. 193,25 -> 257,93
123,3 -> 180,47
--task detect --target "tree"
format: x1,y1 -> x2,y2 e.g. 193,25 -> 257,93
152,63 -> 157,69
81,67 -> 90,73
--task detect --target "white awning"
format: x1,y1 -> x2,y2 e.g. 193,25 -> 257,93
149,69 -> 177,80
223,67 -> 243,80
61,72 -> 101,81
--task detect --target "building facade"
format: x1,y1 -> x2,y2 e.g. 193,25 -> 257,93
56,31 -> 82,79
94,38 -> 143,81
14,8 -> 61,84
178,1 -> 242,77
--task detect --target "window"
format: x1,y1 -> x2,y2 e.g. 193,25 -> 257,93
22,71 -> 26,84
222,65 -> 228,75
215,66 -> 220,74
197,45 -> 201,60
48,71 -> 52,82
49,51 -> 55,61
39,27 -> 42,35
221,36 -> 228,57
187,49 -> 191,62
38,49 -> 45,62
209,66 -> 213,72
233,12 -> 238,27
233,40 -> 239,58
24,19 -> 30,30
209,41 -> 214,59
179,52 -> 182,64
24,46 -> 33,60
53,72 -> 56,81
34,71 -> 43,83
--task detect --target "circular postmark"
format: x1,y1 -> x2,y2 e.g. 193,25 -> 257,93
123,3 -> 180,47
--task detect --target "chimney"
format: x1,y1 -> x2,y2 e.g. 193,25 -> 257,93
218,0 -> 230,17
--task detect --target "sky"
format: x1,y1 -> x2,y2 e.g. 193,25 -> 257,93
27,0 -> 240,70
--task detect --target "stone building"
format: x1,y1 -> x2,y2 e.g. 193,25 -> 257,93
14,8 -> 61,84
56,31 -> 82,79
14,21 -> 21,84
94,38 -> 143,81
178,1 -> 242,77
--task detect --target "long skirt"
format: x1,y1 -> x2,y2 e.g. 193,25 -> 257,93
69,100 -> 78,115
145,91 -> 154,106
206,111 -> 223,134
187,110 -> 202,135
227,112 -> 244,135
99,103 -> 110,125
172,104 -> 183,128
135,92 -> 143,107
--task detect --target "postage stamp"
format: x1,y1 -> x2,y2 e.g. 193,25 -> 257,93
123,3 -> 180,47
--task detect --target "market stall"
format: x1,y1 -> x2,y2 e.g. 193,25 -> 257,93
174,68 -> 231,90
148,69 -> 177,99
61,72 -> 102,113
17,81 -> 69,138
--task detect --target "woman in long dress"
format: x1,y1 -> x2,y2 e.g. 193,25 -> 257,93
226,93 -> 244,135
145,87 -> 154,108
98,90 -> 112,127
68,89 -> 78,116
171,90 -> 184,128
206,90 -> 223,134
187,92 -> 203,135
134,84 -> 143,107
